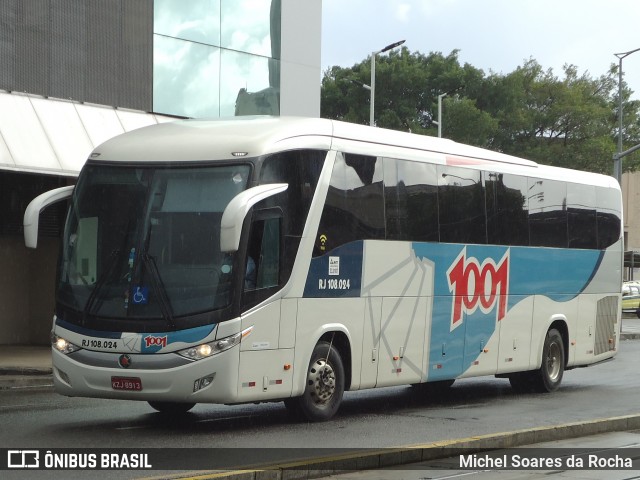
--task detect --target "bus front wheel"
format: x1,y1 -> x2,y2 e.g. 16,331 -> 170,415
148,401 -> 196,414
285,341 -> 345,422
509,328 -> 565,393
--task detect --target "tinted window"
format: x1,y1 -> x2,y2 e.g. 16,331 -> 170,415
437,165 -> 486,244
315,153 -> 384,256
259,149 -> 326,280
596,186 -> 622,249
567,183 -> 597,249
384,159 -> 439,242
528,178 -> 567,248
259,150 -> 326,235
485,172 -> 528,246
242,212 -> 282,310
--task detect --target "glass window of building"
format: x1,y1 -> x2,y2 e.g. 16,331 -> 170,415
153,0 -> 281,118
154,0 -> 221,45
153,36 -> 221,118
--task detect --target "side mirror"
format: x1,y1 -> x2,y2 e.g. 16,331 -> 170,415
220,183 -> 287,252
24,185 -> 74,248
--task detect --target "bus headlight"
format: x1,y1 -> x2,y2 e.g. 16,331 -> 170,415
51,333 -> 81,355
177,326 -> 253,361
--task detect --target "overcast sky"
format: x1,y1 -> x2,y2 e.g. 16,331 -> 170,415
321,0 -> 640,98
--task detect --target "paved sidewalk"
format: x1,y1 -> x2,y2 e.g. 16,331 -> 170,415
0,344 -> 53,389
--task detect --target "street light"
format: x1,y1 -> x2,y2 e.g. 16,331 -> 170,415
370,39 -> 405,126
432,86 -> 464,138
346,78 -> 371,92
614,47 -> 640,183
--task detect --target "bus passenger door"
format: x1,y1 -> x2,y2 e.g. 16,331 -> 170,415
237,210 -> 294,402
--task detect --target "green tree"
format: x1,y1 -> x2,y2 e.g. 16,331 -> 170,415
321,49 -> 640,175
441,96 -> 498,147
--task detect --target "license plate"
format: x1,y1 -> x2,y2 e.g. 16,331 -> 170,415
111,376 -> 142,391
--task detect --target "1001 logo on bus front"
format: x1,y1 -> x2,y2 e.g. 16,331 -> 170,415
446,248 -> 510,330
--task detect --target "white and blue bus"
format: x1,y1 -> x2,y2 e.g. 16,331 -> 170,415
24,117 -> 622,421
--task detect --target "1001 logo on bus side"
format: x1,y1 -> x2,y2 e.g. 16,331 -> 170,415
447,248 -> 510,330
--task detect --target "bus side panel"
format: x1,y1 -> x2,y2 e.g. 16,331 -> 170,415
574,295 -> 597,365
240,301 -> 281,352
361,241 -> 430,388
360,297 -> 382,390
375,296 -> 427,387
527,296 -> 571,370
293,298 -> 364,397
414,243 -> 609,381
236,349 -> 294,402
460,305 -> 499,378
427,296 -> 465,381
237,300 -> 296,402
495,295 -> 534,374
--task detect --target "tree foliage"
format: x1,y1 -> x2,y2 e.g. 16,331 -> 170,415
321,49 -> 640,175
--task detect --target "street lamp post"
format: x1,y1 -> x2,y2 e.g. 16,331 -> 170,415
432,93 -> 447,138
437,93 -> 446,138
614,47 -> 640,183
370,40 -> 405,126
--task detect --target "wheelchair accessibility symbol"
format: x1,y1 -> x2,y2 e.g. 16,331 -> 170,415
132,286 -> 149,305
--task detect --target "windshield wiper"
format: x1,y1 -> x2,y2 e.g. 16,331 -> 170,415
82,248 -> 121,323
141,252 -> 175,329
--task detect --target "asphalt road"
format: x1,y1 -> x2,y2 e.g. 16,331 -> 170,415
1,340 -> 640,478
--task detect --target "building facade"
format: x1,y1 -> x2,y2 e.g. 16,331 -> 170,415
622,171 -> 640,279
0,0 -> 321,345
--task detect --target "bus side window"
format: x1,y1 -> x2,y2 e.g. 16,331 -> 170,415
243,212 -> 282,307
315,152 -> 384,256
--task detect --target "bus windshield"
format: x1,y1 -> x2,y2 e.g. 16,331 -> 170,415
57,163 -> 251,323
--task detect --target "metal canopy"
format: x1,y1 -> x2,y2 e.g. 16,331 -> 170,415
0,90 -> 175,177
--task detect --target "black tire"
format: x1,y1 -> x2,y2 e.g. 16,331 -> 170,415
509,328 -> 565,393
148,401 -> 196,414
285,341 -> 345,422
537,328 -> 565,392
508,372 -> 533,393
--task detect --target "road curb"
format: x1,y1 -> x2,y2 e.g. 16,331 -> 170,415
621,332 -> 640,340
146,414 -> 640,480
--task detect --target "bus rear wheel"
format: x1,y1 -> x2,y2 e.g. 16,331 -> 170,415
509,328 -> 564,393
285,341 -> 344,422
148,401 -> 196,414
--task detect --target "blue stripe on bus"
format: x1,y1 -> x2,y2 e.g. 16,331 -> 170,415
412,243 -> 604,380
413,244 -> 603,299
56,318 -> 216,352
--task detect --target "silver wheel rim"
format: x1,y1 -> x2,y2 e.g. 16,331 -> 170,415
307,358 -> 336,406
546,341 -> 562,382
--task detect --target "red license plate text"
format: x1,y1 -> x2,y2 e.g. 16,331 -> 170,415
111,376 -> 142,391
